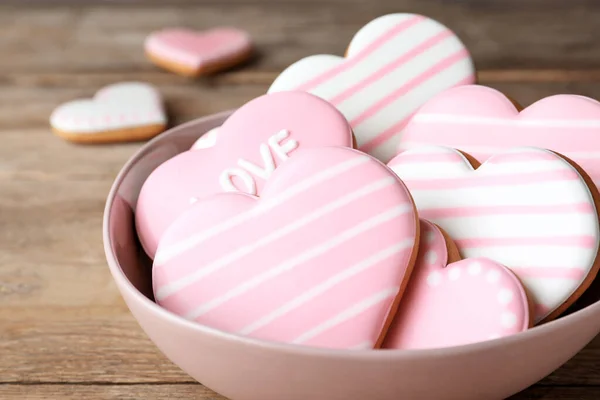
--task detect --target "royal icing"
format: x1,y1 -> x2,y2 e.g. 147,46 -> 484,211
136,91 -> 354,258
398,84 -> 600,190
268,13 -> 475,162
383,220 -> 530,350
388,146 -> 600,323
152,147 -> 418,349
50,82 -> 166,134
145,27 -> 252,71
191,127 -> 219,150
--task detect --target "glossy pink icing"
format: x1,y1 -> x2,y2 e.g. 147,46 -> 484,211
136,91 -> 354,258
387,146 -> 600,323
384,220 -> 530,350
145,27 -> 251,69
152,146 -> 418,349
399,84 -> 600,189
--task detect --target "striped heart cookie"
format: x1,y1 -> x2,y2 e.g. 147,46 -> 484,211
152,147 -> 419,349
398,84 -> 600,190
136,91 -> 354,259
268,13 -> 475,162
384,220 -> 531,350
388,146 -> 600,324
50,82 -> 167,144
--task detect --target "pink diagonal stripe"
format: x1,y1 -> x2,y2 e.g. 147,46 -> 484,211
511,266 -> 587,280
456,235 -> 597,249
294,15 -> 425,92
485,151 -> 559,164
404,169 -> 579,190
351,49 -> 472,128
329,30 -> 453,106
420,203 -> 595,219
358,71 -> 474,154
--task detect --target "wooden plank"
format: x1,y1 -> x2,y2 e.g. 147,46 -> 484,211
0,383 -> 600,400
1,1 -> 600,74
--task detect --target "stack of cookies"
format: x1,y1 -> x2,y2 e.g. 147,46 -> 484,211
134,13 -> 600,351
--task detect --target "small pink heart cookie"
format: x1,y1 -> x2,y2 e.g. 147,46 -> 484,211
152,146 -> 419,349
398,84 -> 600,190
383,220 -> 531,350
145,27 -> 253,77
50,82 -> 167,143
136,91 -> 354,258
387,145 -> 600,324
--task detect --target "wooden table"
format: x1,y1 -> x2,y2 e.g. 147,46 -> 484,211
1,1 -> 600,398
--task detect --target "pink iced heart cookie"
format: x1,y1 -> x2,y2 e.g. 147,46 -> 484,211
268,13 -> 475,162
152,147 -> 419,349
136,91 -> 354,258
388,146 -> 600,324
50,82 -> 167,144
384,220 -> 531,350
399,84 -> 600,190
145,27 -> 252,77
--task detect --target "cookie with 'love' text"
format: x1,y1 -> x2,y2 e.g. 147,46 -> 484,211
136,91 -> 354,258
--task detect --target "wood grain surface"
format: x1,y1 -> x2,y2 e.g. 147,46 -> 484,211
1,1 -> 600,399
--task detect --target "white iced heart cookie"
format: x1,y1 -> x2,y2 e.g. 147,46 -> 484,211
50,82 -> 167,144
268,13 -> 475,162
388,145 -> 600,323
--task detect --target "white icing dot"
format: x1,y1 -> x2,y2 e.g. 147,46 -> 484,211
486,270 -> 501,284
497,288 -> 514,305
425,250 -> 438,265
488,333 -> 501,340
468,262 -> 482,275
427,271 -> 442,287
189,197 -> 198,205
501,312 -> 518,329
448,267 -> 461,281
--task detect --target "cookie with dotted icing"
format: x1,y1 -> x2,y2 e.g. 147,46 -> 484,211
136,91 -> 354,259
388,145 -> 600,323
50,82 -> 167,144
152,146 -> 419,349
268,13 -> 475,162
398,84 -> 600,190
145,27 -> 253,77
384,220 -> 531,350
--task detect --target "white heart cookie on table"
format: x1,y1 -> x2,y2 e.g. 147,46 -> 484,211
268,13 -> 475,162
388,145 -> 600,324
50,82 -> 167,144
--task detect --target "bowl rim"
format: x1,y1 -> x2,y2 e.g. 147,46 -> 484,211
103,111 -> 600,360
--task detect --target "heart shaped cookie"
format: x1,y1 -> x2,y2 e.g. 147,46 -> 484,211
145,27 -> 253,77
191,127 -> 219,150
268,13 -> 475,162
50,82 -> 167,143
398,84 -> 600,189
152,147 -> 419,349
136,91 -> 354,258
388,146 -> 600,323
384,219 -> 531,350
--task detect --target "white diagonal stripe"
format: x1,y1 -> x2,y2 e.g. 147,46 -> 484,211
155,177 -> 401,301
183,206 -> 410,319
238,241 -> 412,335
292,287 -> 399,345
154,155 -> 370,266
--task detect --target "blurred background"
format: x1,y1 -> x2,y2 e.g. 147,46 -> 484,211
1,1 -> 599,399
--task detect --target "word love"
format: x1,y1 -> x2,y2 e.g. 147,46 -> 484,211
218,129 -> 298,195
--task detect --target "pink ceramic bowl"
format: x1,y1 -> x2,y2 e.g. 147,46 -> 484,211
103,111 -> 600,400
